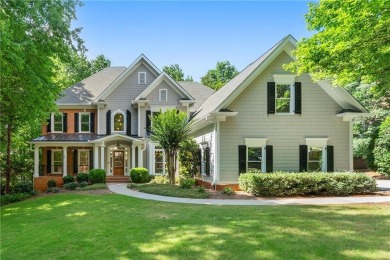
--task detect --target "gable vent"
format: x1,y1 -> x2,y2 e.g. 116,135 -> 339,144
138,72 -> 146,84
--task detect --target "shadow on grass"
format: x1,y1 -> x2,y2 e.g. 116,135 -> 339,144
1,194 -> 389,259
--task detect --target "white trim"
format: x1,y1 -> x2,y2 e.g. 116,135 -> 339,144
244,138 -> 268,173
51,112 -> 64,133
89,133 -> 142,143
138,71 -> 147,84
34,145 -> 39,177
111,109 -> 126,133
275,83 -> 295,115
244,138 -> 268,147
305,138 -> 329,172
305,138 -> 329,147
273,74 -> 296,84
349,121 -> 353,171
159,89 -> 168,102
79,112 -> 90,133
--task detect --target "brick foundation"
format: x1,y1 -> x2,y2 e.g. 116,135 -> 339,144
34,176 -> 64,192
195,178 -> 241,191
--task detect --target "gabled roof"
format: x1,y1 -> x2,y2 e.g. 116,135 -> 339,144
192,35 -> 368,123
56,67 -> 126,105
94,54 -> 161,101
134,72 -> 194,101
178,82 -> 215,111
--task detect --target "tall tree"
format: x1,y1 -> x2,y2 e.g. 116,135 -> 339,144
0,0 -> 84,193
285,0 -> 390,95
201,61 -> 239,90
150,109 -> 191,184
163,64 -> 184,82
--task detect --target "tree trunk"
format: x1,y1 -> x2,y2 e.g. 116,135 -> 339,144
5,124 -> 12,194
166,149 -> 178,185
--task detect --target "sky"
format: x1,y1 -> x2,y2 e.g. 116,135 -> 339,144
74,1 -> 313,81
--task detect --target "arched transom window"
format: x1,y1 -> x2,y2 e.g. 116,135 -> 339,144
114,113 -> 124,131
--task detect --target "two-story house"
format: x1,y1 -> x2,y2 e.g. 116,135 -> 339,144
31,35 -> 369,191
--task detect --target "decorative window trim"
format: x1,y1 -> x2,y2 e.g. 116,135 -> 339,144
79,112 -> 90,133
159,89 -> 168,102
244,138 -> 268,172
305,138 -> 329,172
78,149 -> 90,173
273,74 -> 296,115
138,72 -> 146,84
51,150 -> 63,174
51,113 -> 63,133
111,109 -> 126,133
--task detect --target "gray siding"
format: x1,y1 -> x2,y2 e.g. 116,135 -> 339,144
219,51 -> 350,183
98,63 -> 157,135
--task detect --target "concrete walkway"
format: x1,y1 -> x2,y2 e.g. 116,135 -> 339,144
377,179 -> 390,191
108,183 -> 390,206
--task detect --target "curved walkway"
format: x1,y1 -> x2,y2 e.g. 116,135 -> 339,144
108,183 -> 390,206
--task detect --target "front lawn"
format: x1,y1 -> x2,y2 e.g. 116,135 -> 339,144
129,183 -> 210,199
1,194 -> 389,259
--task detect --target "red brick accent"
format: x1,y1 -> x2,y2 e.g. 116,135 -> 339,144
195,178 -> 241,191
34,176 -> 64,192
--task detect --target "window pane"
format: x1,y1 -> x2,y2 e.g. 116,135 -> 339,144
308,162 -> 321,171
155,163 -> 163,174
114,114 -> 124,131
53,114 -> 63,131
155,151 -> 163,163
276,85 -> 290,98
248,147 -> 262,162
276,99 -> 290,113
79,151 -> 88,165
81,114 -> 89,123
54,114 -> 62,123
248,162 -> 261,172
309,147 -> 322,160
53,151 -> 62,162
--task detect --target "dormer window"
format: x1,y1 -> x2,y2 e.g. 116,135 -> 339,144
138,72 -> 146,84
159,89 -> 167,102
267,74 -> 301,115
114,112 -> 124,131
52,113 -> 63,132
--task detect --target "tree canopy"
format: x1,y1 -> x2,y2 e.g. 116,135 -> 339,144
285,0 -> 390,95
162,64 -> 193,82
201,61 -> 239,90
0,0 -> 84,193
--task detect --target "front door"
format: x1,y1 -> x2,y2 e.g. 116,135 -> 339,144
113,151 -> 124,176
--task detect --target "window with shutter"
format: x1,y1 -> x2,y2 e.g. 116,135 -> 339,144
51,113 -> 63,132
303,138 -> 330,172
79,113 -> 90,132
270,75 -> 301,115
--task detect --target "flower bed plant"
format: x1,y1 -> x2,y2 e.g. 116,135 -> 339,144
239,172 -> 377,196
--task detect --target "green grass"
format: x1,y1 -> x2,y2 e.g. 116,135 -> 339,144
76,183 -> 107,191
1,194 -> 389,259
129,183 -> 210,199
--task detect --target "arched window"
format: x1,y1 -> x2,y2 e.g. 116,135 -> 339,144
114,113 -> 124,131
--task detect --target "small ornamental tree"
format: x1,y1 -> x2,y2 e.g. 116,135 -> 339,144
150,109 -> 191,184
179,139 -> 200,178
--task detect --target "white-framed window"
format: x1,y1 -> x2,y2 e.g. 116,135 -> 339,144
273,74 -> 296,114
154,146 -> 165,175
78,150 -> 90,173
305,138 -> 329,172
112,110 -> 126,132
79,113 -> 90,133
52,113 -> 63,132
52,150 -> 63,174
244,138 -> 268,172
159,89 -> 168,102
138,72 -> 146,84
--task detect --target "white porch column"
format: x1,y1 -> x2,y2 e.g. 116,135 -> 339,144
349,120 -> 353,172
127,147 -> 131,176
138,145 -> 143,167
94,146 -> 99,169
131,145 -> 135,169
34,145 -> 39,177
100,143 -> 105,170
62,146 -> 68,177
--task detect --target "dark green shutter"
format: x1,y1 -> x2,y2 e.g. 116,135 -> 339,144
74,113 -> 79,132
106,110 -> 111,135
90,113 -> 95,133
73,150 -> 78,174
89,150 -> 93,170
266,145 -> 273,172
47,115 -> 51,132
238,145 -> 247,174
63,113 -> 68,133
126,110 -> 131,136
146,110 -> 151,135
295,82 -> 302,114
198,148 -> 202,172
47,150 -> 51,174
205,147 -> 210,176
299,145 -> 308,172
327,145 -> 334,172
267,82 -> 276,114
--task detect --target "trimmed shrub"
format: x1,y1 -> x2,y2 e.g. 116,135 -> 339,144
373,117 -> 390,176
79,181 -> 88,188
63,175 -> 74,184
221,187 -> 235,195
197,186 -> 206,193
47,179 -> 57,188
130,168 -> 149,183
239,172 -> 377,196
150,175 -> 169,184
89,169 -> 106,184
76,173 -> 89,183
63,183 -> 70,189
14,181 -> 33,194
179,177 -> 195,189
68,182 -> 78,190
0,193 -> 33,206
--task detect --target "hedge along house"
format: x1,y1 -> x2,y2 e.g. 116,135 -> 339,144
30,35 -> 369,191
191,35 -> 370,190
29,55 -> 214,191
